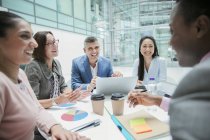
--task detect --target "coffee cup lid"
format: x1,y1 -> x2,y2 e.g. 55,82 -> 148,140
135,85 -> 146,90
111,93 -> 124,100
91,94 -> 105,100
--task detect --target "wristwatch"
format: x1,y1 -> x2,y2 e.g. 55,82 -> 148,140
52,98 -> 57,106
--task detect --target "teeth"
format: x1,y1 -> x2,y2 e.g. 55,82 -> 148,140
25,50 -> 33,54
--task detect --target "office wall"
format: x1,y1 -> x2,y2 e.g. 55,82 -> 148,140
31,24 -> 104,82
32,24 -> 87,81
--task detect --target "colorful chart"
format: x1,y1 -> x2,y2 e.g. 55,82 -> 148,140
58,103 -> 76,108
61,109 -> 88,121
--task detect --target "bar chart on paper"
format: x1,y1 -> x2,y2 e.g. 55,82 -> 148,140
61,109 -> 88,121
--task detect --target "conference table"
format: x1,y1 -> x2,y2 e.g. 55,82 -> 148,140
42,95 -> 171,140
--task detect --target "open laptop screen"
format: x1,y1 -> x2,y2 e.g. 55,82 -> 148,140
96,77 -> 138,95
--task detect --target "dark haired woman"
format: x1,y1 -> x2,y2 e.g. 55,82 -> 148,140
132,36 -> 167,85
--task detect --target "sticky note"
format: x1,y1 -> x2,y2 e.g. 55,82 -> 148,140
133,123 -> 152,134
130,118 -> 146,128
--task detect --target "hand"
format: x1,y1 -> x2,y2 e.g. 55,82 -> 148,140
54,94 -> 69,105
111,71 -> 123,77
55,88 -> 81,104
127,90 -> 162,108
77,90 -> 92,101
50,125 -> 90,140
87,76 -> 97,92
136,80 -> 143,86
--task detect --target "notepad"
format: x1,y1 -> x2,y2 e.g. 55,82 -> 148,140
130,118 -> 146,127
116,110 -> 169,140
130,118 -> 152,134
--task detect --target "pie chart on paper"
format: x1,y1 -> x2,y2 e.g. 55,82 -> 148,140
61,109 -> 88,121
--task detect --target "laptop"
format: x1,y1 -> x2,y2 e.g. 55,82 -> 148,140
95,76 -> 138,95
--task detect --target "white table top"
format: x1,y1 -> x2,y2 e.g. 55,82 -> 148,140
42,96 -> 171,140
43,97 -> 125,140
104,96 -> 172,140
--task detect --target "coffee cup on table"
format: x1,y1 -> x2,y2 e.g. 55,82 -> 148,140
111,93 -> 125,116
91,94 -> 105,116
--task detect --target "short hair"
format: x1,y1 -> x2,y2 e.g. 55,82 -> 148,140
138,36 -> 159,81
84,36 -> 98,47
0,11 -> 25,37
176,0 -> 210,24
33,31 -> 53,63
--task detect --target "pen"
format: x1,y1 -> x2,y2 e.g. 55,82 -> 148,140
70,119 -> 101,132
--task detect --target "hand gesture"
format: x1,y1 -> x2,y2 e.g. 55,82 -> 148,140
55,87 -> 81,104
87,76 -> 97,92
127,90 -> 162,108
111,71 -> 123,77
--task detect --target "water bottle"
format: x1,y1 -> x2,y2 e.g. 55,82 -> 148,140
146,77 -> 157,94
146,77 -> 158,112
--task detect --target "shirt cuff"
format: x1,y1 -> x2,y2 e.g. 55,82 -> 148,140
160,97 -> 171,112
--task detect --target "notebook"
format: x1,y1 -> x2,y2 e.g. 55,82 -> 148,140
116,110 -> 169,140
95,76 -> 138,95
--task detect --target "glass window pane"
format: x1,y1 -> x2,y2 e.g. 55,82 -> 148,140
58,24 -> 73,32
74,19 -> 86,29
11,11 -> 35,23
57,0 -> 72,16
2,0 -> 34,15
87,31 -> 92,36
35,0 -> 56,10
73,0 -> 85,20
35,5 -> 57,22
87,23 -> 91,31
86,0 -> 91,22
58,13 -> 73,25
75,28 -> 86,35
36,17 -> 57,28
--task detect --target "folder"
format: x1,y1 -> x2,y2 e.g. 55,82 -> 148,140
111,115 -> 135,140
116,110 -> 169,140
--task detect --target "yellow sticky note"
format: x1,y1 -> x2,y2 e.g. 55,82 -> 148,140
130,118 -> 146,128
133,123 -> 152,134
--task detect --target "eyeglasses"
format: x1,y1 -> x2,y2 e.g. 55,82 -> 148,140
45,39 -> 59,46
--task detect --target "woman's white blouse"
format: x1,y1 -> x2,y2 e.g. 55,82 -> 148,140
132,57 -> 167,85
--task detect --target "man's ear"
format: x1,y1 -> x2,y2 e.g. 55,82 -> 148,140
195,15 -> 210,38
83,48 -> 86,53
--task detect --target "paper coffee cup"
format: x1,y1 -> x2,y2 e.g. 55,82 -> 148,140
91,94 -> 105,116
111,93 -> 125,116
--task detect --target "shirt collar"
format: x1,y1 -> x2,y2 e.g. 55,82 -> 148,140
200,51 -> 210,62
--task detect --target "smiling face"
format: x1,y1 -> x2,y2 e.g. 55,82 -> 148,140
45,33 -> 59,60
169,4 -> 204,66
140,38 -> 155,59
84,41 -> 100,63
0,18 -> 38,65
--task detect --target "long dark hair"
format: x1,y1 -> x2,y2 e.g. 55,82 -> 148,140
33,31 -> 53,63
0,11 -> 24,38
138,36 -> 159,81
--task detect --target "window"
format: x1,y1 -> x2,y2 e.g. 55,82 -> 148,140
73,0 -> 85,20
35,0 -> 56,10
57,0 -> 72,15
